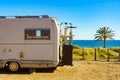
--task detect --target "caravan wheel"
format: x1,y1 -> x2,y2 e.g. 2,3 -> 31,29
8,62 -> 20,72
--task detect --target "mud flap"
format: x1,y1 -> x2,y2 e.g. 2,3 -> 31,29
61,45 -> 73,66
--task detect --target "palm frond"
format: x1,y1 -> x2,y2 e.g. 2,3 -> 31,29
94,27 -> 115,48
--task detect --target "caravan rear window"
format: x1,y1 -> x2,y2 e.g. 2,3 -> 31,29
25,29 -> 50,40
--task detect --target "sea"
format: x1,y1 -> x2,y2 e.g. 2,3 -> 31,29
72,40 -> 120,48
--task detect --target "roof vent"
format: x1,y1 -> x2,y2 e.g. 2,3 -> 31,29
42,15 -> 49,18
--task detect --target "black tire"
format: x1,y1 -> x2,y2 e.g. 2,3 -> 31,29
8,62 -> 20,72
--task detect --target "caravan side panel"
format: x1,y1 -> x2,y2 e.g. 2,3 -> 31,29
0,17 -> 59,69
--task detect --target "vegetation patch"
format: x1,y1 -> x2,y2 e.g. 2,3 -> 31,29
73,45 -> 120,60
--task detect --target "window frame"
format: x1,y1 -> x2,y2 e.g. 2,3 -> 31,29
24,28 -> 50,40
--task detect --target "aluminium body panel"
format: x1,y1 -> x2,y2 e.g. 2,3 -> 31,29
0,17 -> 59,68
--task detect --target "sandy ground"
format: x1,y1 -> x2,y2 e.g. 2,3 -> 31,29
0,61 -> 120,80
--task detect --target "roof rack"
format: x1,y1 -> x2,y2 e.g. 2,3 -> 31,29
15,16 -> 40,19
0,16 -> 6,18
0,15 -> 49,19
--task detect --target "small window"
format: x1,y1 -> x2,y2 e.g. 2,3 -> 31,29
25,29 -> 50,40
36,30 -> 41,37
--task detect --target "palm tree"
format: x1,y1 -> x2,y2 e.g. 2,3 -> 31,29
94,27 -> 115,48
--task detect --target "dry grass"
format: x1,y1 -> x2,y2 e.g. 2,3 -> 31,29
73,47 -> 119,60
0,61 -> 120,80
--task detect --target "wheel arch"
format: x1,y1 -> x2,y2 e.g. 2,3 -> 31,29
5,60 -> 22,68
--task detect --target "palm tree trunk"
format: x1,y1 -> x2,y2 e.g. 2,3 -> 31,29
104,38 -> 106,48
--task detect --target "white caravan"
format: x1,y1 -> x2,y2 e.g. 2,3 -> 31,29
0,16 -> 60,72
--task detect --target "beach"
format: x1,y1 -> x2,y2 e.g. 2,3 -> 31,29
0,61 -> 120,80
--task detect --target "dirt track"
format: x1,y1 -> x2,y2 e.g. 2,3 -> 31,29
0,61 -> 120,80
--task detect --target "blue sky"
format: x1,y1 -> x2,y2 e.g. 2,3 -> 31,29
0,0 -> 120,40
